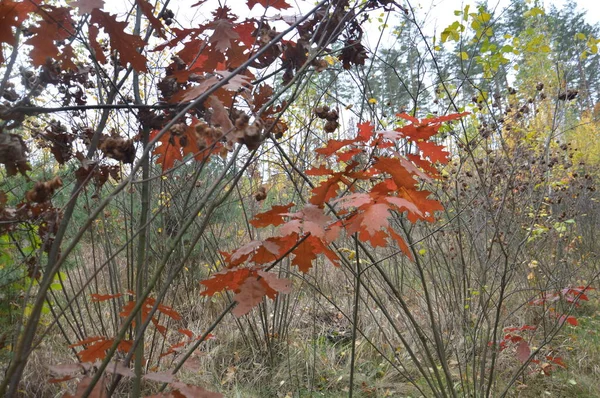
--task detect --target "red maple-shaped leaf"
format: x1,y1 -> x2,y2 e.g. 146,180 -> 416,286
89,24 -> 107,64
63,376 -> 108,398
234,20 -> 256,47
227,239 -> 280,266
247,0 -> 291,10
546,356 -> 567,368
279,204 -> 333,239
398,188 -> 444,222
208,19 -> 239,52
232,276 -> 266,317
69,336 -> 132,363
135,0 -> 166,39
309,235 -> 341,266
26,7 -> 74,67
418,141 -> 450,164
200,268 -> 251,296
291,237 -> 317,273
250,203 -> 294,228
373,157 -> 417,188
150,131 -> 183,170
90,9 -> 148,72
257,270 -> 292,295
396,112 -> 469,141
386,227 -> 414,260
26,28 -> 59,66
315,138 -> 356,157
310,174 -> 344,206
356,121 -> 374,142
346,202 -> 391,237
119,297 -> 181,336
171,382 -> 224,398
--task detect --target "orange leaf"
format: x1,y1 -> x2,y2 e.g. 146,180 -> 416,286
150,131 -> 183,170
373,157 -> 417,188
356,121 -> 374,141
200,268 -> 251,296
249,203 -> 294,228
418,141 -> 450,164
386,227 -> 414,260
315,138 -> 356,157
91,293 -> 122,302
291,238 -> 317,273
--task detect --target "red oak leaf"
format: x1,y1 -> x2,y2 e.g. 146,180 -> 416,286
356,121 -> 374,141
63,376 -> 108,398
280,204 -> 332,239
232,277 -> 267,317
90,9 -> 148,72
209,19 -> 239,52
69,336 -> 131,363
291,237 -> 317,273
69,0 -> 104,14
0,1 -> 37,47
418,141 -> 450,164
200,268 -> 251,296
398,188 -> 444,222
333,193 -> 372,209
135,0 -> 166,39
373,157 -> 417,188
386,227 -> 414,260
150,131 -> 183,171
310,174 -> 343,205
89,24 -> 107,64
250,203 -> 294,228
315,138 -> 356,157
247,0 -> 291,10
257,270 -> 291,295
234,20 -> 256,47
91,293 -> 122,302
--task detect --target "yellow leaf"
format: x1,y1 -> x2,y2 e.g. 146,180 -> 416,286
368,98 -> 377,104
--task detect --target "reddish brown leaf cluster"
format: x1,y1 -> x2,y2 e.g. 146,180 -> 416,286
119,297 -> 182,336
200,112 -> 469,316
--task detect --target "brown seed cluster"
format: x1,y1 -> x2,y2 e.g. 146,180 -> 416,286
255,185 -> 267,201
314,105 -> 339,133
99,137 -> 135,163
194,121 -> 224,150
26,177 -> 63,203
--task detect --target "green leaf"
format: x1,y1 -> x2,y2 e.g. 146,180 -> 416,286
524,7 -> 544,18
459,51 -> 469,60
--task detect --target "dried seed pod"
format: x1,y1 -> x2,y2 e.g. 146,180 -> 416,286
324,120 -> 339,133
99,137 -> 135,163
26,177 -> 63,203
255,186 -> 267,201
